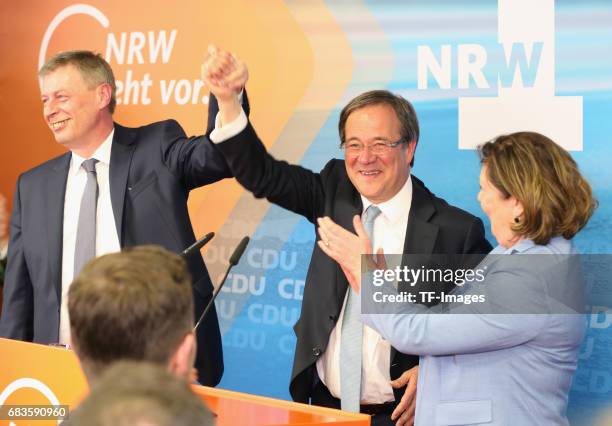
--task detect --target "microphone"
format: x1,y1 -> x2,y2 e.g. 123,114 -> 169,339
194,236 -> 250,331
229,236 -> 250,266
181,232 -> 215,259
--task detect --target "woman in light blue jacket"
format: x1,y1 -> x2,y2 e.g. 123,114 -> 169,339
317,131 -> 596,425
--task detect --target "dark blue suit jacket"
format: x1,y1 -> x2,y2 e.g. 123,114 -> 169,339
0,119 -> 230,386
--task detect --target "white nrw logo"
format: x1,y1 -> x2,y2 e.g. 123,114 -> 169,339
418,0 -> 582,151
459,0 -> 582,150
38,4 -> 110,70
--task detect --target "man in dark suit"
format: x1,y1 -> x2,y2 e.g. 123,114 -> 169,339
204,51 -> 492,424
0,50 -> 244,386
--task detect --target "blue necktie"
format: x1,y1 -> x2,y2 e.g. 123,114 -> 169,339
340,205 -> 381,412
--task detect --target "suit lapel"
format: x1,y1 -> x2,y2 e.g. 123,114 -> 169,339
46,154 -> 71,304
109,123 -> 136,245
403,176 -> 438,255
390,175 -> 439,363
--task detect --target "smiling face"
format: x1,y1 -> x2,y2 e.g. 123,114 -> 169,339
477,165 -> 524,247
344,103 -> 415,204
40,64 -> 112,155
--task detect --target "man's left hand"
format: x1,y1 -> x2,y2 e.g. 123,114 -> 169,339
390,366 -> 418,426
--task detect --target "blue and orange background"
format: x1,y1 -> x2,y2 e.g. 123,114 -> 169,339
0,1 -> 610,425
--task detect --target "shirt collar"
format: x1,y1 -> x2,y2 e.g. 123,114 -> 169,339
491,238 -> 536,254
360,175 -> 412,224
71,129 -> 114,172
492,236 -> 573,255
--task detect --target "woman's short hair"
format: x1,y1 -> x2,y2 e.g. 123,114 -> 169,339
479,131 -> 596,245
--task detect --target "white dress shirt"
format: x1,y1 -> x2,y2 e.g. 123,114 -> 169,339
59,130 -> 121,344
316,177 -> 412,403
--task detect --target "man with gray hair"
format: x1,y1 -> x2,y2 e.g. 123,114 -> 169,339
0,50 -> 245,386
203,49 -> 492,425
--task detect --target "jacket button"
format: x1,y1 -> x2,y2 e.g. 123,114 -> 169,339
312,347 -> 322,357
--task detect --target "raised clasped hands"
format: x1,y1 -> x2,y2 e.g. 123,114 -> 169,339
201,44 -> 248,101
316,215 -> 386,293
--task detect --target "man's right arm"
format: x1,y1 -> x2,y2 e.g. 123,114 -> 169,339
203,49 -> 326,223
0,176 -> 34,341
210,102 -> 326,223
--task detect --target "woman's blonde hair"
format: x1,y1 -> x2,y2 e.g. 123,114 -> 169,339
479,131 -> 597,245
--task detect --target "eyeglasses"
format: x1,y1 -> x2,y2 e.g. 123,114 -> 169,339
341,139 -> 405,155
